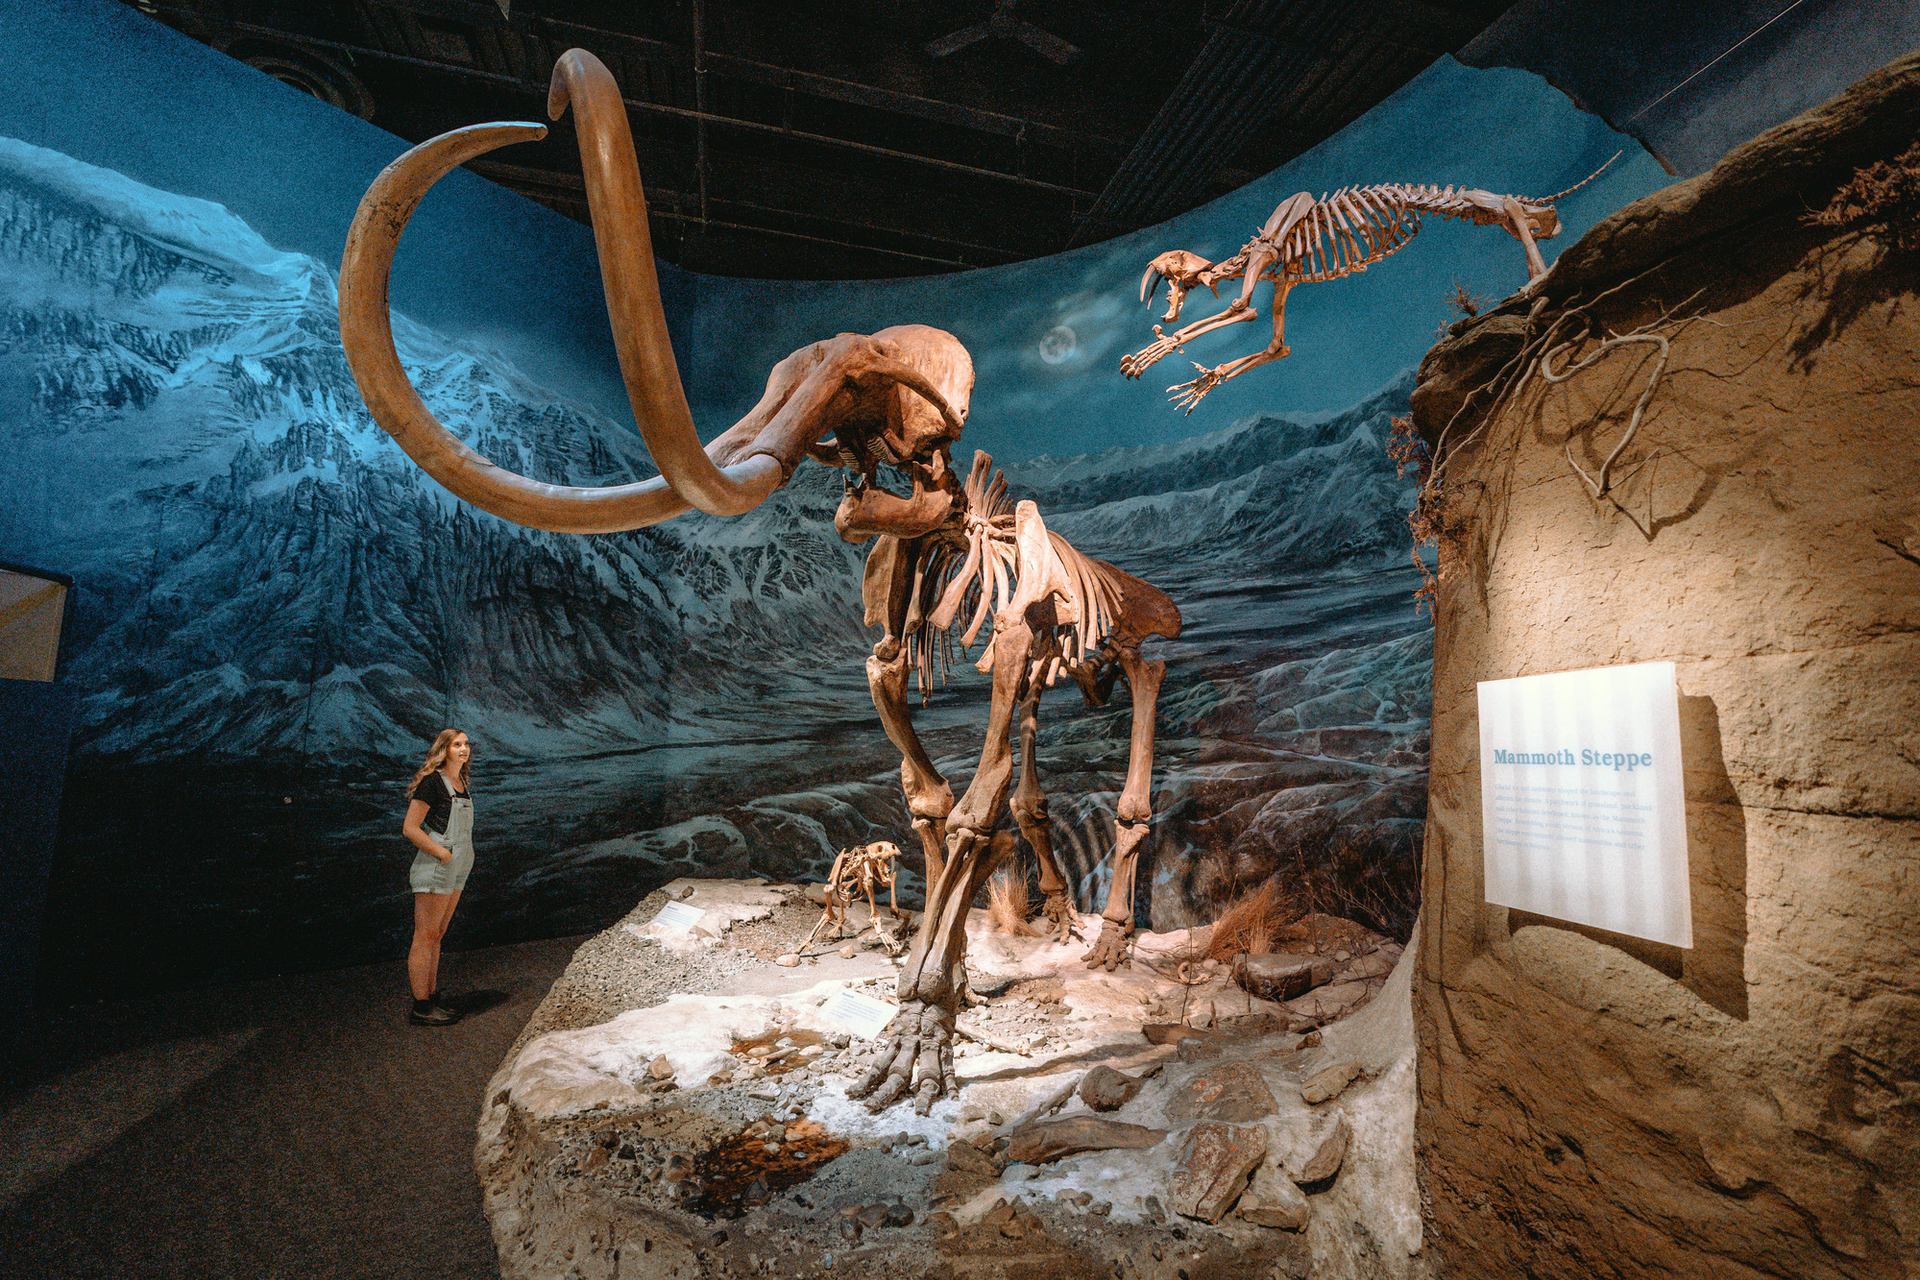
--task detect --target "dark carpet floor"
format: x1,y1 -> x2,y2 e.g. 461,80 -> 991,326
0,934 -> 580,1279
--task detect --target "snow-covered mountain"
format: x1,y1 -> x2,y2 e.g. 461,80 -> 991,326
0,136 -> 1429,992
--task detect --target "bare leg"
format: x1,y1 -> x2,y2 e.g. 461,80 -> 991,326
409,891 -> 457,999
852,617 -> 1031,1113
428,890 -> 461,994
1085,647 -> 1166,971
1010,679 -> 1076,944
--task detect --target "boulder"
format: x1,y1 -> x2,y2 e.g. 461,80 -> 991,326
1232,953 -> 1334,1002
1167,1122 -> 1268,1223
1294,1111 -> 1351,1185
1300,1060 -> 1362,1104
1165,1060 -> 1278,1124
1285,980 -> 1374,1027
1078,1065 -> 1144,1112
1239,1165 -> 1311,1230
1004,1116 -> 1167,1165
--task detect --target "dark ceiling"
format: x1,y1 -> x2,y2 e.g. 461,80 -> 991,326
124,0 -> 1519,278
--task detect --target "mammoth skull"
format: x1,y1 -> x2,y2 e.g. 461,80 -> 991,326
338,49 -> 974,536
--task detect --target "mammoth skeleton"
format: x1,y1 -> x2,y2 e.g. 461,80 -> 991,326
1121,157 -> 1617,411
339,49 -> 1180,1114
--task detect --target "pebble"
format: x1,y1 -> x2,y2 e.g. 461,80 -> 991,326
774,953 -> 801,968
840,944 -> 858,959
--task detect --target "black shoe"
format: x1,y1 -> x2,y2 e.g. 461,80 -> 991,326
430,992 -> 458,1014
409,1002 -> 460,1026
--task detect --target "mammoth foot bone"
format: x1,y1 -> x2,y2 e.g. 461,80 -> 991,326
848,1000 -> 957,1114
1042,890 -> 1079,945
1083,919 -> 1135,971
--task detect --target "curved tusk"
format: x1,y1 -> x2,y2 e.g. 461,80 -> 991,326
548,48 -> 779,518
339,123 -> 782,533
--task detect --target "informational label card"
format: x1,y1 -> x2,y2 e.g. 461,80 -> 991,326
821,988 -> 898,1039
652,900 -> 705,932
1477,661 -> 1691,947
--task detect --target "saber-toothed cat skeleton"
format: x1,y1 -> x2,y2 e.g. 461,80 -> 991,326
1121,158 -> 1617,412
338,49 -> 1180,1116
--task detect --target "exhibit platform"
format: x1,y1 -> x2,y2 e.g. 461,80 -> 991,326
478,878 -> 1421,1279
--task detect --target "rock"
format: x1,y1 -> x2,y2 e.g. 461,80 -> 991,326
838,943 -> 857,959
946,1142 -> 999,1176
1239,1166 -> 1311,1230
1176,1035 -> 1223,1063
1285,979 -> 1373,1025
647,1055 -> 675,1081
856,1204 -> 891,1230
1301,1061 -> 1362,1104
1166,1060 -> 1279,1124
1078,1065 -> 1145,1111
1294,1111 -> 1351,1184
1338,950 -> 1397,981
1143,1022 -> 1206,1046
1232,953 -> 1334,1002
773,953 -> 801,968
1090,1200 -> 1112,1217
1167,1122 -> 1269,1223
1004,1116 -> 1168,1165
884,1202 -> 914,1227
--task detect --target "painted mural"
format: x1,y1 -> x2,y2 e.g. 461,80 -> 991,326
0,2 -> 1666,996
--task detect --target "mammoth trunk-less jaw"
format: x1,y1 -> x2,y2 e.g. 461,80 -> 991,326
834,466 -> 961,543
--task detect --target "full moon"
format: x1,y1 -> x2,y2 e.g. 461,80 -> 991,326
1038,324 -> 1077,365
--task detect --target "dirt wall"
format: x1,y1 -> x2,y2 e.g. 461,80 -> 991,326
1408,54 -> 1920,1279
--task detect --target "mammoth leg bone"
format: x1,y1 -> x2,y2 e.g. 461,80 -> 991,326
1011,678 -> 1077,945
852,615 -> 1032,1114
864,538 -> 955,887
1085,644 -> 1167,972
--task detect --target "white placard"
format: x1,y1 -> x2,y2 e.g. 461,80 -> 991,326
1477,661 -> 1691,947
653,900 -> 705,931
821,988 -> 897,1039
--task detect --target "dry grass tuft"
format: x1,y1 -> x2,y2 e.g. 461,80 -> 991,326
1809,140 -> 1920,252
986,865 -> 1036,936
1205,879 -> 1296,963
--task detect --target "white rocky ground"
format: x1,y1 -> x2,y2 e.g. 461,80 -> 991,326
477,878 -> 1429,1279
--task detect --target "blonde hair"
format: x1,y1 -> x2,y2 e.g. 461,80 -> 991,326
406,728 -> 470,798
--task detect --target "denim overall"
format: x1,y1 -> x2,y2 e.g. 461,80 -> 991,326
408,787 -> 474,895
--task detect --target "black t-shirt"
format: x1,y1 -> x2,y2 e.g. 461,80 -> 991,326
412,772 -> 469,837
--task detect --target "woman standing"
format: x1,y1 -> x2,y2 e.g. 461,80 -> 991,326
402,728 -> 475,1026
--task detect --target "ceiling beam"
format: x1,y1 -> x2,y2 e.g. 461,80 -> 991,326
166,17 -> 1105,200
